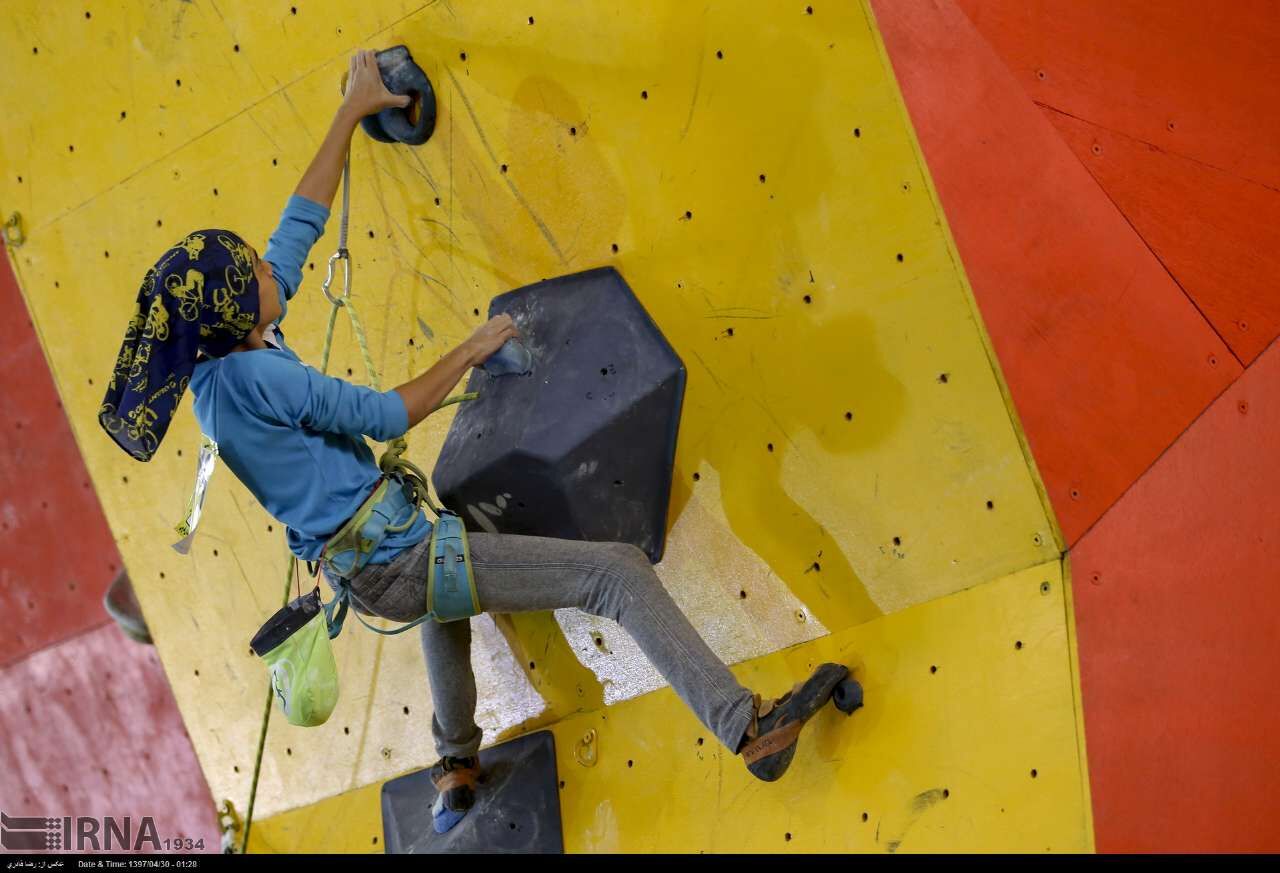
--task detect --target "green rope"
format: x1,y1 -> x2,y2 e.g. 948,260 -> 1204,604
240,552 -> 295,854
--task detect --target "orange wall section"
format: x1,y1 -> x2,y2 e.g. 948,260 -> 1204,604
957,0 -> 1280,365
868,0 -> 1237,545
1070,338 -> 1280,853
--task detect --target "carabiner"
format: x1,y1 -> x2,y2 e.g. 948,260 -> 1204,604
321,248 -> 352,306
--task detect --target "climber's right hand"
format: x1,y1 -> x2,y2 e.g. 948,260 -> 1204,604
464,314 -> 520,367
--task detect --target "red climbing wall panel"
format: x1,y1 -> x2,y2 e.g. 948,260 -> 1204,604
953,0 -> 1280,191
0,245 -> 123,666
1070,339 -> 1280,853
0,621 -> 220,851
2,245 -> 217,849
1041,97 -> 1280,368
956,0 -> 1280,364
869,0 -> 1238,544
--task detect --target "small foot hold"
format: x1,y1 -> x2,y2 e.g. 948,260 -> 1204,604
482,338 -> 533,377
428,755 -> 479,835
431,792 -> 468,834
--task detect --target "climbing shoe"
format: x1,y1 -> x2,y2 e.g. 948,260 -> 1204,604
738,662 -> 849,782
429,754 -> 480,834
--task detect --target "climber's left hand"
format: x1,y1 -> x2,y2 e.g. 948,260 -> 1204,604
340,49 -> 411,118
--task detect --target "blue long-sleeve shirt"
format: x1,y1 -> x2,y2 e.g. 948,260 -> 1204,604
189,194 -> 431,563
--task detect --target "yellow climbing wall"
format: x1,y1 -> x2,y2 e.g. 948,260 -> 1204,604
0,0 -> 1079,850
250,560 -> 1091,853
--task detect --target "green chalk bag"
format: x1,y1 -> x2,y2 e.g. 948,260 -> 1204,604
249,588 -> 347,728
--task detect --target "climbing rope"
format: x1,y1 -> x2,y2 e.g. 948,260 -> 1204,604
239,551 -> 295,854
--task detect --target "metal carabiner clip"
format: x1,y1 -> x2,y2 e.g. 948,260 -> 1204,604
321,248 -> 352,306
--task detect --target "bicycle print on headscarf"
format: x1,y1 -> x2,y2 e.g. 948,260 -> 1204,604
99,229 -> 260,461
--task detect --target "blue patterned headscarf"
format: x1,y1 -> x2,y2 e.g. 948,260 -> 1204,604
99,230 -> 260,461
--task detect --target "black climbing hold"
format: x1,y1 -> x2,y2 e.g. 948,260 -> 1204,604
833,678 -> 863,715
102,570 -> 152,645
482,338 -> 533,377
381,730 -> 563,854
360,45 -> 436,146
433,268 -> 686,563
360,111 -> 398,144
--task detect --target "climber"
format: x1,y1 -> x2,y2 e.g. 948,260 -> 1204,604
98,48 -> 849,834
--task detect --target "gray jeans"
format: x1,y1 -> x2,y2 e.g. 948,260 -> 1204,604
326,533 -> 755,759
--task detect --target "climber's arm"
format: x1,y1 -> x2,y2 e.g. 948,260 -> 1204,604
295,49 -> 409,208
263,50 -> 412,324
394,315 -> 520,430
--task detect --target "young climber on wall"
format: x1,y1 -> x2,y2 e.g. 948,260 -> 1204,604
99,49 -> 849,832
